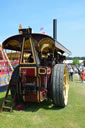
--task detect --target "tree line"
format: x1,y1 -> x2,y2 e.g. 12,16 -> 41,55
66,57 -> 85,60
66,57 -> 85,65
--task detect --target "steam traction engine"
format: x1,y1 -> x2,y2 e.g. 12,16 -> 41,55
1,23 -> 71,111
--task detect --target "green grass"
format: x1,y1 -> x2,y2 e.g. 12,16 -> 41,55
0,74 -> 85,128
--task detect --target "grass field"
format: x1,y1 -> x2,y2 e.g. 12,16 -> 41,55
0,74 -> 85,128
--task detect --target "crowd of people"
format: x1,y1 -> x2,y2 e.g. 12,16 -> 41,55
67,64 -> 85,82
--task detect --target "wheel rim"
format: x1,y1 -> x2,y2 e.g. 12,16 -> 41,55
63,66 -> 69,106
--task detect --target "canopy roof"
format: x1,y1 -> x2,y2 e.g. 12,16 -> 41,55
2,33 -> 71,55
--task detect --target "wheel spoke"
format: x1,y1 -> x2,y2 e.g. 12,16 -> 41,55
63,67 -> 69,106
63,81 -> 65,86
64,74 -> 66,77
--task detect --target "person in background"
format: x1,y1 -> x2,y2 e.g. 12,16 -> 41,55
69,66 -> 74,81
80,67 -> 85,82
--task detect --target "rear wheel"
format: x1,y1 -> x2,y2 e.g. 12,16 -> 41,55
51,64 -> 69,107
10,66 -> 19,98
10,66 -> 23,103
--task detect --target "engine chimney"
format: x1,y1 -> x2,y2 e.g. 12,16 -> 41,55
53,19 -> 57,40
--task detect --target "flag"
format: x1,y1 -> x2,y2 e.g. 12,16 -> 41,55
42,32 -> 45,34
40,27 -> 44,31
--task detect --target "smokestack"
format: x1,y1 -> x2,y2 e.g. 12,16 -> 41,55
53,19 -> 57,40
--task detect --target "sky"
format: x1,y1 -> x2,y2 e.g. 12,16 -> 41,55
0,0 -> 85,57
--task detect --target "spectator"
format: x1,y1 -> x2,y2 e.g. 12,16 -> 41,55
81,67 -> 85,82
69,66 -> 74,81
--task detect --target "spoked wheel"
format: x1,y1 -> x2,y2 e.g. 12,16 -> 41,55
63,65 -> 69,106
51,64 -> 69,108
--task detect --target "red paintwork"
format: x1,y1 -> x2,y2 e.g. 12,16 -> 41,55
21,75 -> 37,86
21,68 -> 36,77
21,66 -> 52,102
21,67 -> 37,102
21,67 -> 36,86
40,75 -> 46,86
